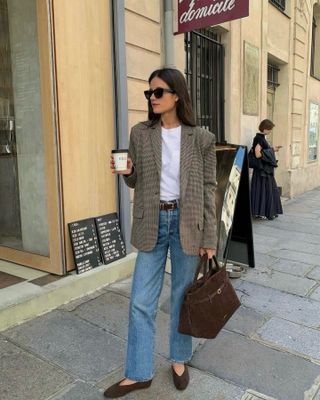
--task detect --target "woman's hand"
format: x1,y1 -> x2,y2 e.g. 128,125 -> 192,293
110,156 -> 133,175
273,145 -> 282,152
199,248 -> 216,259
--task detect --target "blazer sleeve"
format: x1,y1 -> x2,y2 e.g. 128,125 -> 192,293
123,127 -> 138,188
200,133 -> 217,250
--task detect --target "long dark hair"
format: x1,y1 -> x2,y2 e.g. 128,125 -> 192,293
147,68 -> 196,126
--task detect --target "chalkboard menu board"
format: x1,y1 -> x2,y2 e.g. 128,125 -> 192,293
68,218 -> 103,274
95,213 -> 126,264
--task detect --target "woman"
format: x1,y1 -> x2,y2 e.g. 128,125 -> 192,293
105,68 -> 217,398
250,119 -> 283,220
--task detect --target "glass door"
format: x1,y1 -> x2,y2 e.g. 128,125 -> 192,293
0,0 -> 49,255
0,0 -> 64,274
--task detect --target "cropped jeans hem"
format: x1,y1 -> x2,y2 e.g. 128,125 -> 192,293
170,357 -> 192,363
124,374 -> 154,382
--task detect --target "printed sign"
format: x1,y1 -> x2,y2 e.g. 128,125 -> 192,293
68,218 -> 103,274
68,213 -> 126,274
176,0 -> 249,34
95,213 -> 126,264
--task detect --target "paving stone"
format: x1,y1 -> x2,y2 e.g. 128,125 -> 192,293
97,356 -> 245,400
270,258 -> 314,277
0,336 -> 72,400
252,253 -> 278,269
241,267 -> 317,296
224,306 -> 268,337
310,286 -> 320,301
282,211 -> 320,220
104,277 -> 132,298
266,220 -> 320,236
2,311 -> 125,382
269,249 -> 320,266
235,281 -> 320,329
240,389 -> 277,400
70,290 -> 203,359
48,381 -> 104,400
190,330 -> 320,400
278,241 -> 320,256
257,317 -> 320,361
253,225 -> 320,245
307,267 -> 320,281
304,375 -> 320,400
71,291 -> 130,339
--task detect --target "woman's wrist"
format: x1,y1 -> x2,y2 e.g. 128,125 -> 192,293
124,165 -> 134,177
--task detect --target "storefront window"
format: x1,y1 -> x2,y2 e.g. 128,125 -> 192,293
0,0 -> 49,255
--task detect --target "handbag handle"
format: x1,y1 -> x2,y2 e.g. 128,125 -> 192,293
193,254 -> 220,283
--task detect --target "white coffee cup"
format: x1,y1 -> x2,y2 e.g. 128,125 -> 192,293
112,149 -> 129,172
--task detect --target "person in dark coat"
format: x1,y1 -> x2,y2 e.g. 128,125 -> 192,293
250,119 -> 283,220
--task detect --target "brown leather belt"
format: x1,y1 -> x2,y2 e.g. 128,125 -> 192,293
159,200 -> 178,210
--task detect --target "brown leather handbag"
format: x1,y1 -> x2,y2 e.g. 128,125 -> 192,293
178,255 -> 241,339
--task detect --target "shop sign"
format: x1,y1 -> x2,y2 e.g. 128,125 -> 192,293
176,0 -> 249,34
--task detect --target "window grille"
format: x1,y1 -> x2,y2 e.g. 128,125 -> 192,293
267,64 -> 280,89
185,29 -> 225,142
269,0 -> 286,12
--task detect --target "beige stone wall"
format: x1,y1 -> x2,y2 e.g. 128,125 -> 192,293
287,0 -> 320,196
215,0 -> 320,197
123,0 -> 320,197
124,0 -> 162,130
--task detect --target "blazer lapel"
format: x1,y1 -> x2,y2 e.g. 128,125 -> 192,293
180,124 -> 195,200
149,121 -> 162,179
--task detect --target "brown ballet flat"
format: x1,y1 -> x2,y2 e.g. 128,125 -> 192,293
103,378 -> 152,398
172,364 -> 189,390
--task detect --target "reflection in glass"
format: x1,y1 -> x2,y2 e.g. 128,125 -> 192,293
0,0 -> 49,255
216,146 -> 245,262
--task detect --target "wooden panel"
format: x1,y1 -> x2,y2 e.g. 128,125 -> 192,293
52,0 -> 117,270
0,246 -> 51,271
36,0 -> 65,274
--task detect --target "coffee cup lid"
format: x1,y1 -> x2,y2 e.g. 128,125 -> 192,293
112,149 -> 129,153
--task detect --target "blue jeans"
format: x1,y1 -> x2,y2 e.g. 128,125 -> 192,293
124,208 -> 199,381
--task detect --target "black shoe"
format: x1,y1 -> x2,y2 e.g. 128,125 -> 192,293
104,379 -> 152,398
172,364 -> 189,391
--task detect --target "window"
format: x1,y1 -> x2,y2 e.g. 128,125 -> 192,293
0,0 -> 49,255
310,6 -> 320,80
269,0 -> 286,12
268,64 -> 280,89
185,29 -> 225,142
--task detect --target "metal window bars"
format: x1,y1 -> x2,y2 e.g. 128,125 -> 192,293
269,0 -> 286,12
185,29 -> 225,142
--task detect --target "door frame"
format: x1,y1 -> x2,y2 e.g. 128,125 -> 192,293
0,0 -> 65,275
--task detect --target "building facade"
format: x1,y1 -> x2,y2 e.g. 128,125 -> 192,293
0,0 -> 319,274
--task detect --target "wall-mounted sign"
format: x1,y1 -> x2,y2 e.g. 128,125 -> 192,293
176,0 -> 249,34
308,102 -> 319,161
243,41 -> 259,116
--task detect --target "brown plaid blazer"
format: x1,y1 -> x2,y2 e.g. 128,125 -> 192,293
123,121 -> 217,255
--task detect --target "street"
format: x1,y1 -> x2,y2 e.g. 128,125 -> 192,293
1,189 -> 320,400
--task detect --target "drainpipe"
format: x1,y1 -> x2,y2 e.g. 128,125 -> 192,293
164,0 -> 174,67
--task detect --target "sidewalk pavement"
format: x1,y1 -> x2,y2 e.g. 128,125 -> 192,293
1,189 -> 320,400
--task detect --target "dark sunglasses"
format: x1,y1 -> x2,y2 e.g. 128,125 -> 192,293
144,87 -> 175,100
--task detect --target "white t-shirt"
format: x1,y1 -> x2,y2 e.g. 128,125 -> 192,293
160,126 -> 181,201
